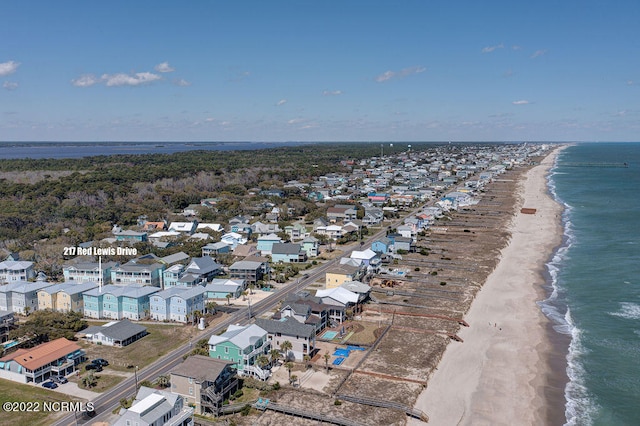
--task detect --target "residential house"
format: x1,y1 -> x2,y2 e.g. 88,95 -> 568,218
361,207 -> 383,226
0,260 -> 36,283
275,299 -> 327,334
229,260 -> 265,286
184,257 -> 222,282
37,282 -> 98,313
208,324 -> 272,380
349,249 -> 380,270
160,252 -> 190,266
220,232 -> 247,250
0,310 -> 14,344
252,221 -> 281,236
83,284 -> 159,320
271,243 -> 307,263
111,261 -> 165,287
205,279 -> 245,300
113,229 -> 148,243
393,236 -> 415,253
197,223 -> 224,233
141,221 -> 167,232
0,281 -> 53,314
63,261 -> 117,285
256,233 -> 282,255
0,337 -> 85,384
326,205 -> 358,223
325,264 -> 361,289
284,223 -> 307,240
113,386 -> 194,426
396,224 -> 414,239
201,242 -> 231,257
255,317 -> 316,361
149,286 -> 206,323
301,236 -> 319,258
80,319 -> 147,347
169,221 -> 199,234
315,287 -> 360,324
170,355 -> 239,416
371,237 -> 391,254
231,244 -> 257,258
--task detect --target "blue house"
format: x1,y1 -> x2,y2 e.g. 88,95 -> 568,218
150,286 -> 207,323
83,285 -> 159,320
111,261 -> 165,287
256,233 -> 282,255
271,243 -> 307,263
371,237 -> 392,254
205,279 -> 245,300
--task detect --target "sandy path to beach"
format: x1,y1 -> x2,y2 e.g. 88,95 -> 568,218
411,148 -> 565,426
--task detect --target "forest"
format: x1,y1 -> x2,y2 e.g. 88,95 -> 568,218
0,142 -> 416,276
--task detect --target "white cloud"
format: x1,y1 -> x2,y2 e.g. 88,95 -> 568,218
530,49 -> 547,59
287,118 -> 304,125
154,62 -> 175,73
627,80 -> 634,86
322,90 -> 343,96
512,45 -> 522,51
101,72 -> 162,87
482,43 -> 504,53
375,66 -> 425,83
71,74 -> 100,87
0,60 -> 20,76
613,110 -> 627,117
276,99 -> 287,106
174,78 -> 191,87
512,100 -> 530,105
3,81 -> 18,91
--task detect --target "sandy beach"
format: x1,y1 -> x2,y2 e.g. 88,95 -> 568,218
412,148 -> 566,426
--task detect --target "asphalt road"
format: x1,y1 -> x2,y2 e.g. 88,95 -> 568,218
53,209 -> 422,425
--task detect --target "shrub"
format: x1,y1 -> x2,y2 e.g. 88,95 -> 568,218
431,271 -> 438,276
334,399 -> 342,406
414,267 -> 420,271
240,404 -> 251,416
440,281 -> 447,286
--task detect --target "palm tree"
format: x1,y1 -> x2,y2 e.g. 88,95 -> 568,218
256,355 -> 270,370
284,362 -> 294,384
303,354 -> 311,369
156,374 -> 170,388
279,340 -> 293,361
192,310 -> 202,326
225,293 -> 232,306
323,352 -> 331,372
205,301 -> 217,315
269,349 -> 280,366
290,374 -> 298,387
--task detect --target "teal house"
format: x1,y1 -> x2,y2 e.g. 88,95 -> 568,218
208,324 -> 271,380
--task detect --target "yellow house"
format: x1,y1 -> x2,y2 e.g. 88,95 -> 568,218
325,264 -> 360,289
37,282 -> 98,313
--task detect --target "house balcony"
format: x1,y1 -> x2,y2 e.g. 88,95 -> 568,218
51,359 -> 75,373
166,406 -> 195,426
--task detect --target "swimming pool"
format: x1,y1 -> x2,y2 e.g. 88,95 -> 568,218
332,357 -> 345,366
333,348 -> 350,357
322,330 -> 338,340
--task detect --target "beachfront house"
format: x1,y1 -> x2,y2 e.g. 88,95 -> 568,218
82,284 -> 159,320
170,355 -> 239,416
110,261 -> 165,287
208,324 -> 271,380
113,386 -> 194,426
254,317 -> 316,362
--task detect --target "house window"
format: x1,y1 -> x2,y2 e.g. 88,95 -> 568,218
224,347 -> 229,354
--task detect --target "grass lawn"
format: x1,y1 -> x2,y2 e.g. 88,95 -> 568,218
0,380 -> 82,426
71,372 -> 126,393
78,321 -> 205,371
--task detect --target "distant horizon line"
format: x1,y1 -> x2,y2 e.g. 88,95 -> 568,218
2,140 -> 633,144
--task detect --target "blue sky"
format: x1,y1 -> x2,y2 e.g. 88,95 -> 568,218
1,1 -> 639,142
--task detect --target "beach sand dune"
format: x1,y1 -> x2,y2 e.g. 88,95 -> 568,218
412,148 -> 565,426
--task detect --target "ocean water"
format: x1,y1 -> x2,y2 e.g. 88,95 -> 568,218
543,143 -> 640,425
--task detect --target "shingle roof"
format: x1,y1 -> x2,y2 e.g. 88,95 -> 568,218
170,355 -> 234,382
255,317 -> 315,338
97,319 -> 147,341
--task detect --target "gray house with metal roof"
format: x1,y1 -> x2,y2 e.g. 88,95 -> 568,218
81,319 -> 147,347
254,317 -> 316,361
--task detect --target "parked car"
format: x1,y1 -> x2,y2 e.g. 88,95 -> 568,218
92,358 -> 109,367
85,363 -> 102,372
52,375 -> 68,384
42,381 -> 58,389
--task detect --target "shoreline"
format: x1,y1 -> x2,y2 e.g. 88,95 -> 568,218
411,147 -> 567,425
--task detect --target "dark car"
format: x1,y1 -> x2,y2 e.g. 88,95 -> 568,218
92,358 -> 109,367
42,380 -> 58,389
85,363 -> 102,372
52,375 -> 68,384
